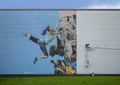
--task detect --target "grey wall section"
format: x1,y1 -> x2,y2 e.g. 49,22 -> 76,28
77,11 -> 120,74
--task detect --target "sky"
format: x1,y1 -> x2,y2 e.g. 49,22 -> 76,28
0,0 -> 120,9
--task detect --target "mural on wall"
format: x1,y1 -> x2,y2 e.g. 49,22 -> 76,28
0,10 -> 76,75
51,11 -> 77,75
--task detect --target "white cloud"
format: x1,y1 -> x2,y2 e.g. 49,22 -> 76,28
88,3 -> 120,9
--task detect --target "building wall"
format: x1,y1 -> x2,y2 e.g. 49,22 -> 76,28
77,11 -> 120,74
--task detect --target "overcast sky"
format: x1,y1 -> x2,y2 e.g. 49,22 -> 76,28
0,0 -> 120,9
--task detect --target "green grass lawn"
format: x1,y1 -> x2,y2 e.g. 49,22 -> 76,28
0,76 -> 120,85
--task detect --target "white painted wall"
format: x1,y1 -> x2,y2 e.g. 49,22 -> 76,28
77,11 -> 120,74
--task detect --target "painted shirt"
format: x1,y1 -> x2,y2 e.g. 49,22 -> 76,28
39,34 -> 54,45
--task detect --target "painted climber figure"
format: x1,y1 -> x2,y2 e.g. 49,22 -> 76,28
23,20 -> 62,64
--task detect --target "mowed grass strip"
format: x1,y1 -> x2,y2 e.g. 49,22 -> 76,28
0,76 -> 120,85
